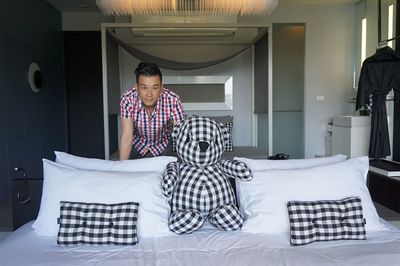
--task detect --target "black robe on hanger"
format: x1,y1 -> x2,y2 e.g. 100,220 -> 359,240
356,46 -> 400,159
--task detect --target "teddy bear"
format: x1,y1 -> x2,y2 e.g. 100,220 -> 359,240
161,116 -> 253,234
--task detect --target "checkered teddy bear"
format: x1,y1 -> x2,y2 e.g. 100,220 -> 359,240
162,116 -> 253,234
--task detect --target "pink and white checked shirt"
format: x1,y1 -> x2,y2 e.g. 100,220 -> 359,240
120,87 -> 186,156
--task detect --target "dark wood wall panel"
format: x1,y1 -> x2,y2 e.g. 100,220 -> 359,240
42,57 -> 66,134
109,114 -> 119,155
0,0 -> 62,56
20,44 -> 45,137
41,133 -> 66,162
64,31 -> 104,159
7,137 -> 43,178
0,37 -> 25,141
0,0 -> 66,231
0,143 -> 8,203
11,180 -> 43,229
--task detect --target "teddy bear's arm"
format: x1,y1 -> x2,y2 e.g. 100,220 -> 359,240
220,159 -> 253,181
161,161 -> 181,198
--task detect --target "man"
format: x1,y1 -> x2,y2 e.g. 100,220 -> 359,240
119,62 -> 186,160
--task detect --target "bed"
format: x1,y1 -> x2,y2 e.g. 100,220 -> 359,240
1,153 -> 400,266
1,220 -> 400,266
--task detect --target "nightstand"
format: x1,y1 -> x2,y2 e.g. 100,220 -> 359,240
374,201 -> 400,228
368,160 -> 400,214
0,179 -> 43,232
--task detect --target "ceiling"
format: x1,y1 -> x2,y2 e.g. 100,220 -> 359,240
44,0 -> 360,62
46,0 -> 99,12
46,0 -> 359,13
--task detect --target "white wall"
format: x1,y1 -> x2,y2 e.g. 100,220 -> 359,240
62,2 -> 356,158
241,3 -> 356,158
118,47 -> 254,146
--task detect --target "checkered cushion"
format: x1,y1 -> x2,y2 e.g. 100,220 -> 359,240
223,121 -> 233,151
287,197 -> 366,246
57,201 -> 139,246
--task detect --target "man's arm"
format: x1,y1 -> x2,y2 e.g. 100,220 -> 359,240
119,118 -> 134,160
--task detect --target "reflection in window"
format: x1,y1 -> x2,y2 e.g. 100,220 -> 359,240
388,4 -> 394,48
361,17 -> 367,66
163,76 -> 233,110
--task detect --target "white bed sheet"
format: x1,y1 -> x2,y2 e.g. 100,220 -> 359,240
1,220 -> 400,266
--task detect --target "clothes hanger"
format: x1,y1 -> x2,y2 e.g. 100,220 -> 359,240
377,40 -> 388,49
377,36 -> 399,49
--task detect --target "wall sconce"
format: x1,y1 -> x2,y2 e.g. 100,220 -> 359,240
28,62 -> 42,93
14,166 -> 31,205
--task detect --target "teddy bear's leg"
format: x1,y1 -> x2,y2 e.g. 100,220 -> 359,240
208,203 -> 243,231
169,210 -> 205,234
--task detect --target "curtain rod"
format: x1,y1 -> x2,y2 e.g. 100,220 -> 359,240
379,35 -> 400,46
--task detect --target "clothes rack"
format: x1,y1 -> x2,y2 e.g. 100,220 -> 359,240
378,35 -> 400,47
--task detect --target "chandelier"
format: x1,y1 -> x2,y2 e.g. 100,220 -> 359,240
96,0 -> 278,16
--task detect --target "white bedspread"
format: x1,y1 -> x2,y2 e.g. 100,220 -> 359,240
1,221 -> 400,266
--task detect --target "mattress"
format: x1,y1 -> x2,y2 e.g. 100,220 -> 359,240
1,221 -> 400,266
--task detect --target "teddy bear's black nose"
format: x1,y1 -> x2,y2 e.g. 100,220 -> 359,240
198,141 -> 209,152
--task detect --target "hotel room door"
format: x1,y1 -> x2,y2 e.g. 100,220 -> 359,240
256,24 -> 305,159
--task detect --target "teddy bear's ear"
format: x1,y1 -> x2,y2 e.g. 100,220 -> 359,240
218,122 -> 230,147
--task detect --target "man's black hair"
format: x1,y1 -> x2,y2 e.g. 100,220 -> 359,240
135,62 -> 162,83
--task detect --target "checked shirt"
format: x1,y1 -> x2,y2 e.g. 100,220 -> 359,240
120,88 -> 186,156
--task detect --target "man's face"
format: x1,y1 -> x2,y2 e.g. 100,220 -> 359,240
137,75 -> 162,109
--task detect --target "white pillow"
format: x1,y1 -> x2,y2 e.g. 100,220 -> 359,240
32,160 -> 172,238
236,156 -> 382,234
234,154 -> 347,171
55,151 -> 176,172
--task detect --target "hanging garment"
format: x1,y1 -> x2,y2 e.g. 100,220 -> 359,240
356,46 -> 400,159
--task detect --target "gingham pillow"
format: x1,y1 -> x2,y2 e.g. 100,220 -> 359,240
57,201 -> 139,246
287,197 -> 366,246
223,121 -> 233,151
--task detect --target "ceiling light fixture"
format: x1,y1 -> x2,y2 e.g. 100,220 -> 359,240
96,0 -> 278,16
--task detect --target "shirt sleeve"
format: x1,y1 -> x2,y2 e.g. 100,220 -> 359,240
171,98 -> 186,124
120,93 -> 134,119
